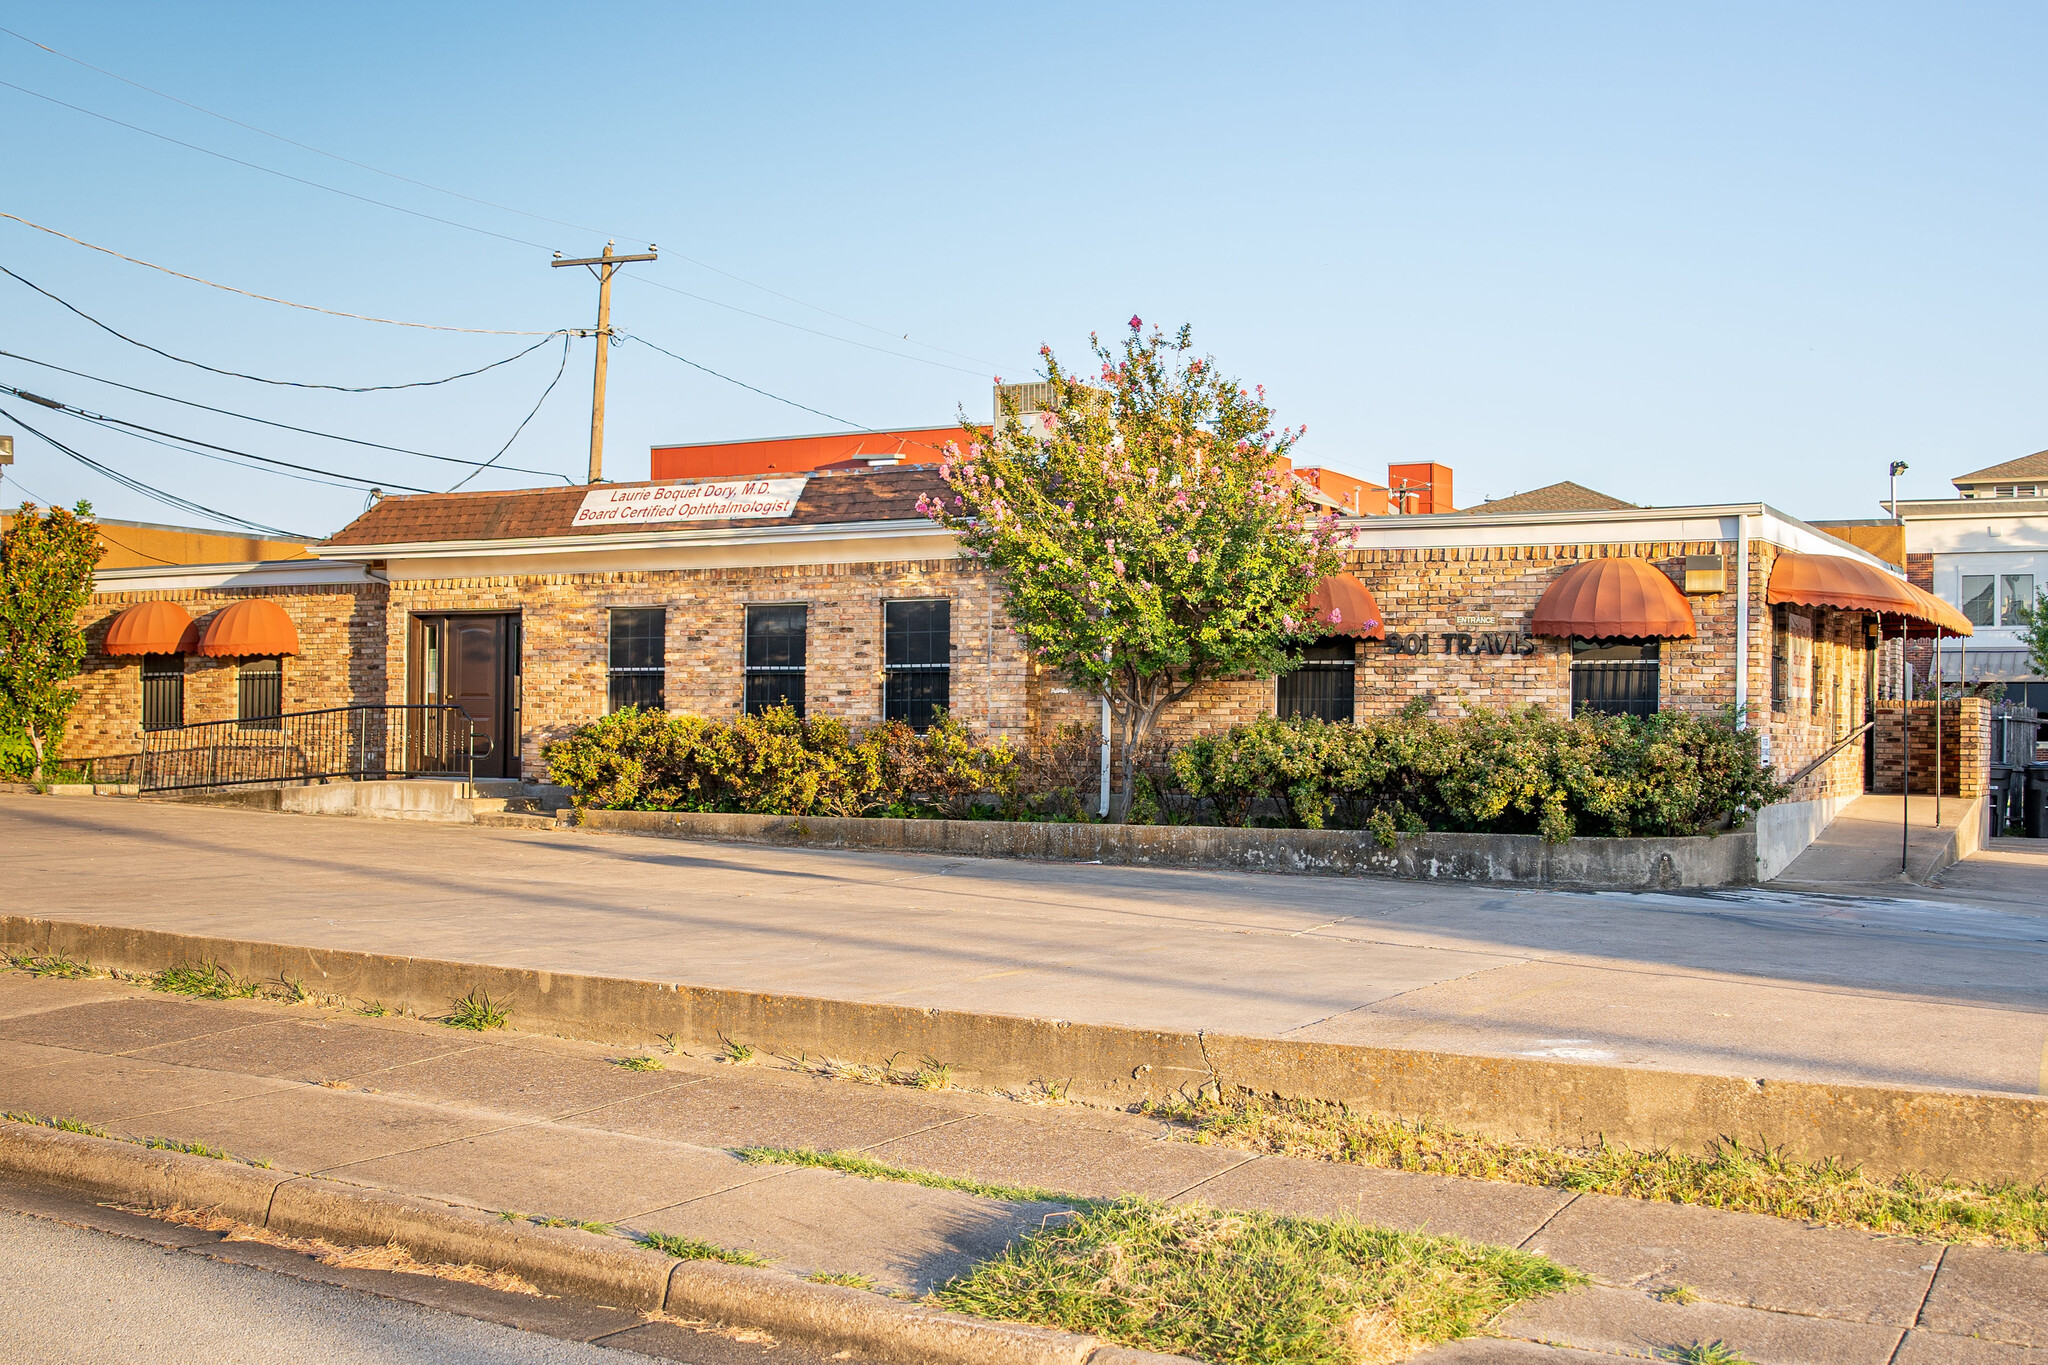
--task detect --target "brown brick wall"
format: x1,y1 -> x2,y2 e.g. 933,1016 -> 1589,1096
1024,538 -> 1866,803
1871,698 -> 1990,797
60,536 -> 1877,809
63,585 -> 389,761
384,558 -> 1029,774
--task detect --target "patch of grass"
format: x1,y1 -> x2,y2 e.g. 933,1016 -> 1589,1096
274,974 -> 313,1005
4,1111 -> 271,1168
637,1230 -> 769,1266
151,961 -> 256,1000
1141,1093 -> 2048,1253
934,1198 -> 1580,1365
5,1110 -> 112,1139
913,1058 -> 955,1091
1659,1284 -> 1701,1306
1664,1342 -> 1752,1365
8,953 -> 97,979
497,1210 -> 529,1223
356,1001 -> 389,1018
444,988 -> 509,1031
610,1056 -> 665,1073
658,1032 -> 683,1055
720,1036 -> 756,1065
736,1147 -> 1071,1205
526,1215 -> 617,1234
140,1135 -> 272,1168
807,1270 -> 876,1289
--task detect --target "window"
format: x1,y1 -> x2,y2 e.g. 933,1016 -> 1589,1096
884,599 -> 950,728
607,607 -> 666,713
2001,574 -> 2035,625
1278,637 -> 1356,723
1571,639 -> 1660,718
237,657 -> 282,731
141,654 -> 184,732
1810,615 -> 1826,718
744,603 -> 807,716
1770,605 -> 1788,712
1962,575 -> 1995,627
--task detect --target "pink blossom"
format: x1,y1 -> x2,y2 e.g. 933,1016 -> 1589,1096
1327,609 -> 1342,624
1128,315 -> 1142,330
1187,548 -> 1199,565
1283,614 -> 1297,633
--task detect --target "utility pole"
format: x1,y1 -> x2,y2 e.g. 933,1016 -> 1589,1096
552,241 -> 657,484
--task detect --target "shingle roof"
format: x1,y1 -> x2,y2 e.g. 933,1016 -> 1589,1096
320,465 -> 948,548
1470,481 -> 1634,514
1953,450 -> 2048,486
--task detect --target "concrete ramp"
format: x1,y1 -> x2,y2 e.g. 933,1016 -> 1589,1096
1771,794 -> 1984,887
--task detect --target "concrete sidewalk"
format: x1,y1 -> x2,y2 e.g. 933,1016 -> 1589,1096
5,794 -> 2046,1099
4,970 -> 2043,1364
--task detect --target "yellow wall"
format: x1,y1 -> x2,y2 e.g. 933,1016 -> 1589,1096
1,511 -> 314,568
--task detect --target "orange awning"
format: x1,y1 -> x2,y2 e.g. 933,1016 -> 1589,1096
1900,581 -> 1972,638
1304,573 -> 1385,639
101,601 -> 199,655
1766,552 -> 1920,616
1530,558 -> 1696,639
197,599 -> 300,658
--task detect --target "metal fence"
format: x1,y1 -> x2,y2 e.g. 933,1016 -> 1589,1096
137,704 -> 487,794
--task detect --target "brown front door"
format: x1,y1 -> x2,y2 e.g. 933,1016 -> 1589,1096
410,614 -> 520,779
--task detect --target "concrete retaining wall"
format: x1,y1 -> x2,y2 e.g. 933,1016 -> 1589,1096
1754,795 -> 1851,882
573,809 -> 1759,889
160,780 -> 477,822
10,914 -> 2038,1185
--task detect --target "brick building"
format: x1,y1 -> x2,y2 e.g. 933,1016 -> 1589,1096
57,449 -> 1949,831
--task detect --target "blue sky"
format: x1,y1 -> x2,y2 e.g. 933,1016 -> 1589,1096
1,2 -> 2042,537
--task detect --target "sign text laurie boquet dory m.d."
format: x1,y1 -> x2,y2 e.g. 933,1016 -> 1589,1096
570,477 -> 810,528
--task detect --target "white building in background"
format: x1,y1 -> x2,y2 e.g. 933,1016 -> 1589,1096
1890,450 -> 2048,709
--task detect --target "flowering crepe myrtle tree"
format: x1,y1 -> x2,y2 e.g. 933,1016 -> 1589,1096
0,500 -> 102,784
919,320 -> 1347,820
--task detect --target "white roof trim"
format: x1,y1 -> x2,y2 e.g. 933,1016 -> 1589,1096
94,559 -> 379,592
313,517 -> 946,562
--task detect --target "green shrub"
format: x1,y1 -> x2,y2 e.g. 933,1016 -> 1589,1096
1171,705 -> 1783,842
543,705 -> 1017,816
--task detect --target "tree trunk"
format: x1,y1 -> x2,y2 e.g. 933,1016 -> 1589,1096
25,720 -> 45,786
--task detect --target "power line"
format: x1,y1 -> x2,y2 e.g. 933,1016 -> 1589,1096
0,264 -> 564,391
0,383 -> 432,491
52,415 -> 392,494
620,333 -> 867,431
0,348 -> 574,481
0,23 -> 615,243
630,276 -> 992,377
447,334 -> 574,491
0,402 -> 302,536
0,25 -> 1003,371
621,333 -> 957,459
0,210 -> 562,334
0,76 -> 552,251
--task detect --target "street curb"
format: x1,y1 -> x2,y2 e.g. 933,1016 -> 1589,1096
0,1123 -> 1178,1365
666,1260 -> 1132,1365
5,914 -> 2045,1185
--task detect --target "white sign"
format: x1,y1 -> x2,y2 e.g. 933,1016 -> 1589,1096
571,477 -> 809,528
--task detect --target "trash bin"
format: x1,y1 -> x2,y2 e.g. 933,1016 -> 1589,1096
2025,764 -> 2048,839
1989,762 -> 2016,835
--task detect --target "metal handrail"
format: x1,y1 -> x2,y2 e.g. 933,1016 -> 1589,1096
137,703 -> 485,794
1779,720 -> 1876,791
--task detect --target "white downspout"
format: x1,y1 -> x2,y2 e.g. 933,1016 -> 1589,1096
1734,511 -> 1750,732
1098,693 -> 1111,818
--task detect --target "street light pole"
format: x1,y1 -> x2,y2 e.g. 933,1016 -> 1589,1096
1889,460 -> 1908,523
